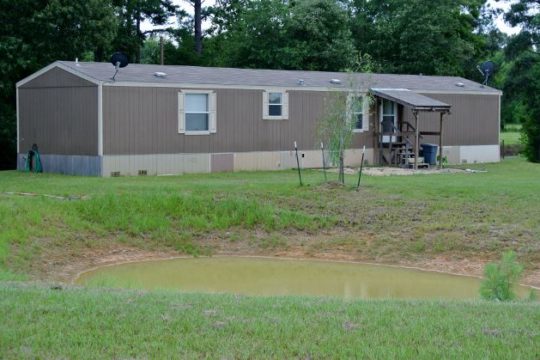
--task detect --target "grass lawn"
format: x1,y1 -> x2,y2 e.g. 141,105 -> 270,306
1,283 -> 539,359
1,158 -> 540,358
500,131 -> 522,145
1,157 -> 540,278
501,124 -> 523,145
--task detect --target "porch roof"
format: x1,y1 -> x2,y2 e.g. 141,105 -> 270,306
370,88 -> 451,112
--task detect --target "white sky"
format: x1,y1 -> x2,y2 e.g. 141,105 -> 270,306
489,0 -> 520,35
142,0 -> 521,35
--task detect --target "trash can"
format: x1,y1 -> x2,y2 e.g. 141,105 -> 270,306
421,143 -> 438,165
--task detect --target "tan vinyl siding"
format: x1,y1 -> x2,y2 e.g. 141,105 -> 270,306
404,93 -> 500,146
103,86 -> 373,155
18,86 -> 98,156
102,86 -> 498,155
19,67 -> 96,89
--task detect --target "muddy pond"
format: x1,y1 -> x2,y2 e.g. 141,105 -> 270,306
76,256 -> 534,300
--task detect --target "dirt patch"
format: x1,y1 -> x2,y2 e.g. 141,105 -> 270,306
362,167 -> 467,176
324,167 -> 468,176
44,246 -> 177,283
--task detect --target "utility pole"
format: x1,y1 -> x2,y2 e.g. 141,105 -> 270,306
160,36 -> 164,65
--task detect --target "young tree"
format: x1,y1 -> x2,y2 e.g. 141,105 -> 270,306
318,92 -> 353,184
318,73 -> 374,183
480,251 -> 524,301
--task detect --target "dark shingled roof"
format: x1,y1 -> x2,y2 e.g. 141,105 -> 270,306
370,88 -> 452,111
56,61 -> 501,94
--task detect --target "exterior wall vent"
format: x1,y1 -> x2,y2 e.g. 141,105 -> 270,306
111,171 -> 121,177
138,170 -> 148,176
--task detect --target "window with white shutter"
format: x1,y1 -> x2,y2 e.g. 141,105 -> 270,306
178,90 -> 216,135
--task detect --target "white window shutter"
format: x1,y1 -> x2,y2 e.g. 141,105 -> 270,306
282,91 -> 289,119
262,91 -> 269,118
209,91 -> 217,133
178,92 -> 185,133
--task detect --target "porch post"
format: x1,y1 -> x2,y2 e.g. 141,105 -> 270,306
439,112 -> 444,169
414,110 -> 419,170
378,99 -> 383,165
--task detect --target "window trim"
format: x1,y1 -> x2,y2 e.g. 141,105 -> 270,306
178,89 -> 216,135
263,89 -> 289,120
379,98 -> 398,143
348,93 -> 370,133
185,93 -> 210,134
268,92 -> 283,117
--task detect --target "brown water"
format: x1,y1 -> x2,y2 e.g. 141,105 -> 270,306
76,257 -> 533,300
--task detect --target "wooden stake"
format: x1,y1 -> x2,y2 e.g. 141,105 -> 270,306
294,141 -> 303,186
356,145 -> 366,191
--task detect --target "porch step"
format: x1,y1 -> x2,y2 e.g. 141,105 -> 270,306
385,142 -> 407,147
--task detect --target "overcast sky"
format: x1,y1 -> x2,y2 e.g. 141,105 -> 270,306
142,0 -> 521,35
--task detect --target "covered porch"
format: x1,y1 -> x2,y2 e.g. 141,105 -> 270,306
370,88 -> 452,170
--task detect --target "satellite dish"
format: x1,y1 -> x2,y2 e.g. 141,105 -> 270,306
110,52 -> 128,81
111,52 -> 128,68
477,61 -> 496,86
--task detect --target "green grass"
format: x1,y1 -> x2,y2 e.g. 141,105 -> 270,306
501,124 -> 522,145
1,159 -> 540,358
1,158 -> 540,277
1,283 -> 538,359
501,131 -> 522,145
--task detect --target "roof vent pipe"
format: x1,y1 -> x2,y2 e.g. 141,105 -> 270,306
297,79 -> 305,86
154,72 -> 167,78
330,79 -> 341,85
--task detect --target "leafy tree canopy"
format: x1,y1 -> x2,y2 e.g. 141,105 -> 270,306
112,0 -> 177,62
0,0 -> 117,169
501,0 -> 540,161
211,0 -> 356,71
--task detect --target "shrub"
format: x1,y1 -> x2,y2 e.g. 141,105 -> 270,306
480,251 -> 524,301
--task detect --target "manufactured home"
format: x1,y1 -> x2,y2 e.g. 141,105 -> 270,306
16,61 -> 501,176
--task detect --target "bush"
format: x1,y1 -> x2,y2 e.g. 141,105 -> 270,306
480,251 -> 524,301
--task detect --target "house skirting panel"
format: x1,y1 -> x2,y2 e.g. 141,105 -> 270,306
16,145 -> 498,177
440,144 -> 500,164
101,153 -> 211,177
17,153 -> 101,176
101,149 -> 376,177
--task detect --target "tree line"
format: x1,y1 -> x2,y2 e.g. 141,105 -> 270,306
1,0 -> 539,169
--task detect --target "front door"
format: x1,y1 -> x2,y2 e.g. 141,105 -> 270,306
380,99 -> 398,143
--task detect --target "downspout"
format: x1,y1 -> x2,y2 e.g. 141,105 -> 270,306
16,86 -> 20,158
498,93 -> 502,162
98,83 -> 103,175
